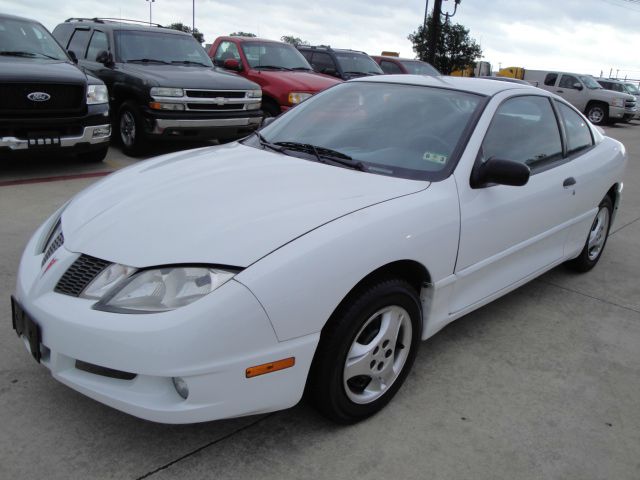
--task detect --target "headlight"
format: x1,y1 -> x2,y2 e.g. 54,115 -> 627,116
93,267 -> 236,313
82,263 -> 138,300
247,89 -> 262,98
612,98 -> 625,108
87,85 -> 108,105
288,92 -> 312,105
150,87 -> 184,98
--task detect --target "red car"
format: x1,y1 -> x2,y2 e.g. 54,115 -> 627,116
209,37 -> 341,117
372,56 -> 440,76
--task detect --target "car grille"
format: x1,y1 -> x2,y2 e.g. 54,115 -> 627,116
55,254 -> 111,297
42,231 -> 64,267
0,83 -> 85,114
185,90 -> 247,99
186,103 -> 245,111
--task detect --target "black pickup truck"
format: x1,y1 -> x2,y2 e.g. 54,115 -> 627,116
0,14 -> 111,162
53,18 -> 263,155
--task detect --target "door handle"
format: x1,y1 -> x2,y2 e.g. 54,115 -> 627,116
563,177 -> 576,187
556,89 -> 564,93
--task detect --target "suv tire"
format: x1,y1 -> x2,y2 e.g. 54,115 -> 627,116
117,101 -> 146,156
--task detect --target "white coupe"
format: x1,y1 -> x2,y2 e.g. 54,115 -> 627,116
13,76 -> 627,424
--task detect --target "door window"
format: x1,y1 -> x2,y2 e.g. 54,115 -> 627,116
213,41 -> 240,66
67,28 -> 91,57
559,75 -> 580,89
380,60 -> 403,74
482,96 -> 563,171
557,102 -> 593,154
544,73 -> 558,86
86,30 -> 108,61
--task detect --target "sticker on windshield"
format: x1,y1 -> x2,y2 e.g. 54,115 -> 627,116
423,152 -> 448,164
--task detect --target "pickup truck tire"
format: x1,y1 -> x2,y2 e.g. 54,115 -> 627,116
117,101 -> 146,156
261,98 -> 281,118
585,102 -> 609,126
78,145 -> 109,163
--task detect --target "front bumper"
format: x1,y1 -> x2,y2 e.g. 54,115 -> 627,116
0,124 -> 110,151
142,109 -> 262,140
14,222 -> 318,423
609,105 -> 625,119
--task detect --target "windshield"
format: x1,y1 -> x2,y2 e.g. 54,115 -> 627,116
400,60 -> 440,76
0,17 -> 68,60
335,52 -> 383,75
580,76 -> 602,90
256,82 -> 484,180
115,30 -> 212,66
625,83 -> 640,95
241,42 -> 311,70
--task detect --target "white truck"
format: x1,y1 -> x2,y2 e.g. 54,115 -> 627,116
523,70 -> 635,125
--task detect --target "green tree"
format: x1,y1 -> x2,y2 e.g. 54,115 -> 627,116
230,31 -> 257,37
166,22 -> 205,44
280,35 -> 309,46
408,15 -> 482,74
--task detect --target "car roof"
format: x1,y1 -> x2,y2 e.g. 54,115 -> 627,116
372,56 -> 425,62
0,13 -> 41,23
351,74 -> 540,96
596,78 -> 625,84
219,36 -> 289,44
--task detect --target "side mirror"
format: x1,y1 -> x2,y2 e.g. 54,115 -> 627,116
572,82 -> 583,91
471,157 -> 530,188
223,58 -> 242,71
67,50 -> 78,64
261,116 -> 276,128
96,50 -> 114,67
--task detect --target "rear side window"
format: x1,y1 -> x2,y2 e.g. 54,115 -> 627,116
544,73 -> 558,86
299,49 -> 312,62
482,96 -> 562,170
557,103 -> 593,154
380,60 -> 403,74
67,29 -> 91,57
214,41 -> 240,65
86,30 -> 108,61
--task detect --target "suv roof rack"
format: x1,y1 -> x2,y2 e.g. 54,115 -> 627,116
65,17 -> 164,28
303,45 -> 368,55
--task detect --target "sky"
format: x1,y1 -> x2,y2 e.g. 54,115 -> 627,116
1,0 -> 639,79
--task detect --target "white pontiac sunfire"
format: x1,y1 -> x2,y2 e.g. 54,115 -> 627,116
13,76 -> 627,424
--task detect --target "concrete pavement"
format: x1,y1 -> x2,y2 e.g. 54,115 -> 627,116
1,126 -> 639,479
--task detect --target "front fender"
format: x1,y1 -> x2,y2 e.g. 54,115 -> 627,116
236,177 -> 460,341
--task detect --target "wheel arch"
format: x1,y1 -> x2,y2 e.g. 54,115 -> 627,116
606,182 -> 622,226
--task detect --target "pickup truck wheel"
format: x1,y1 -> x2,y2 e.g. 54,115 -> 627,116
566,196 -> 613,272
586,103 -> 608,125
306,278 -> 422,423
118,102 -> 146,156
78,145 -> 109,163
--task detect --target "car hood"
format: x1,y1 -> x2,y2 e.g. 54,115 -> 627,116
118,63 -> 260,90
253,70 -> 341,91
0,58 -> 91,84
62,143 -> 427,268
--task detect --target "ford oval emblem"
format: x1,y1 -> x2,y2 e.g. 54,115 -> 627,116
27,92 -> 51,102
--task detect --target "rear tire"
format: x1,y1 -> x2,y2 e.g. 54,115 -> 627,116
306,278 -> 422,423
566,196 -> 613,272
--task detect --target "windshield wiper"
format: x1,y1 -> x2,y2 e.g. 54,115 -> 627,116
273,141 -> 365,171
290,67 -> 312,71
127,58 -> 171,64
171,60 -> 210,67
254,65 -> 292,71
0,50 -> 58,60
253,131 -> 285,153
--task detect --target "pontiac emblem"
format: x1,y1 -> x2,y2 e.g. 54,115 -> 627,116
27,92 -> 51,102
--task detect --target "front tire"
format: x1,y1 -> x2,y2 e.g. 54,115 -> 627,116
566,196 -> 613,272
307,278 -> 422,423
585,102 -> 609,126
117,101 -> 146,156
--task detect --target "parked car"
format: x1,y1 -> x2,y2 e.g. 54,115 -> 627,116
52,19 -> 263,155
0,14 -> 110,162
523,69 -> 635,125
13,76 -> 626,424
371,55 -> 440,76
297,45 -> 384,80
208,37 -> 340,117
596,78 -> 640,120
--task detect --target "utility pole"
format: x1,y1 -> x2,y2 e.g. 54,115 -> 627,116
426,0 -> 442,64
145,0 -> 155,24
423,0 -> 429,32
192,0 -> 195,33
